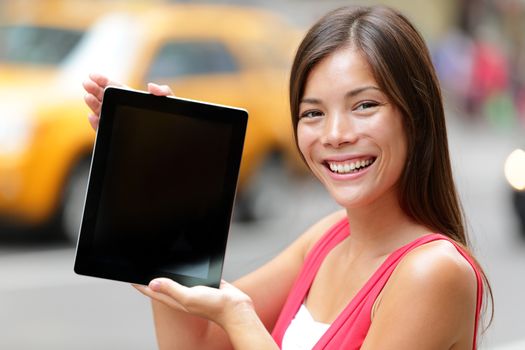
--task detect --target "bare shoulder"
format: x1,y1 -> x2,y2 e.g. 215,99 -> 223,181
383,239 -> 478,313
363,239 -> 478,349
394,239 -> 477,294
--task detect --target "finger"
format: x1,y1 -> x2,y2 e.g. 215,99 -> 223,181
132,284 -> 149,294
82,79 -> 105,101
149,278 -> 192,303
88,72 -> 123,89
149,278 -> 185,295
134,283 -> 188,312
133,283 -> 157,298
88,113 -> 99,131
84,94 -> 101,116
147,83 -> 173,96
152,279 -> 230,316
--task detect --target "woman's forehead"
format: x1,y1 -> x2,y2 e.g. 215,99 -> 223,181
303,47 -> 379,98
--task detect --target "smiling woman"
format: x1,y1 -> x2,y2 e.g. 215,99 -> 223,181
296,48 -> 407,209
83,5 -> 492,350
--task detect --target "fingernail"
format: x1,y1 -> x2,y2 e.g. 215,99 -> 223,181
149,280 -> 161,291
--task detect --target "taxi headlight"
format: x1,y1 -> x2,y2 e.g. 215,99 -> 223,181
504,149 -> 525,191
0,111 -> 34,155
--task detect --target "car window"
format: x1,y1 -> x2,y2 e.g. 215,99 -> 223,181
0,25 -> 84,65
147,40 -> 238,80
239,41 -> 291,69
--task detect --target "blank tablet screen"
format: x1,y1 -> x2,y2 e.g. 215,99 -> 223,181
74,88 -> 247,287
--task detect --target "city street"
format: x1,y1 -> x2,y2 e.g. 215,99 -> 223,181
1,114 -> 524,349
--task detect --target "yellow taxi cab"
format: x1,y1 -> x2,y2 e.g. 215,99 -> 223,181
0,3 -> 304,242
0,0 -> 152,85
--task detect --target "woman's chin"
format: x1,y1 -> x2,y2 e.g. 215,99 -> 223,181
330,191 -> 371,209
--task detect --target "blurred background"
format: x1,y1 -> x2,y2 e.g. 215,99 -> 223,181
0,0 -> 524,349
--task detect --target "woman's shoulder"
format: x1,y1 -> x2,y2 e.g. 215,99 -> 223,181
378,238 -> 478,322
366,239 -> 479,348
396,238 -> 478,291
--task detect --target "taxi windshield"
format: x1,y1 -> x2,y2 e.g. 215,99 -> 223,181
0,25 -> 83,65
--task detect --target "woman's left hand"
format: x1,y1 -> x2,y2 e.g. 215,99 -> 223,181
134,278 -> 254,328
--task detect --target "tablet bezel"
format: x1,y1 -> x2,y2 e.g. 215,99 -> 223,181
74,87 -> 247,288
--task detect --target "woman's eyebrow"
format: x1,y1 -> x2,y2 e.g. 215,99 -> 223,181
300,86 -> 382,105
345,85 -> 381,98
300,97 -> 322,105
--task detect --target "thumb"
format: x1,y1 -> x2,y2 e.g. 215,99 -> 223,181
149,278 -> 187,300
147,83 -> 173,96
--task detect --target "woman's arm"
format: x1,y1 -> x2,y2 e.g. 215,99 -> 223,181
135,210 -> 346,349
361,240 -> 478,350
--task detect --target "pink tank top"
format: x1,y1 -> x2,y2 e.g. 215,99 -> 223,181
271,218 -> 483,349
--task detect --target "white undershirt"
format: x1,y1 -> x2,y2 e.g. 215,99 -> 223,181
281,304 -> 331,350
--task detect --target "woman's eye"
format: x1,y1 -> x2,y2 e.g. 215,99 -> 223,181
299,110 -> 324,119
355,101 -> 379,111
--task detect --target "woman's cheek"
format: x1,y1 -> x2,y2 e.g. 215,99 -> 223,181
296,124 -> 317,154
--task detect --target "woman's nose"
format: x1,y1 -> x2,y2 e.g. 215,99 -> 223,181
320,112 -> 357,147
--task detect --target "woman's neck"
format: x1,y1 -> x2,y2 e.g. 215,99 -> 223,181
343,189 -> 430,260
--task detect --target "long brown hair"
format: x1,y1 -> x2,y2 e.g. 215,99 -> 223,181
289,5 -> 493,328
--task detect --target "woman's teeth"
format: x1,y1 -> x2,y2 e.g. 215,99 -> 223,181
328,158 -> 375,174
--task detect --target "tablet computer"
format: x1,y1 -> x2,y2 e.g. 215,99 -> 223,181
74,87 -> 247,288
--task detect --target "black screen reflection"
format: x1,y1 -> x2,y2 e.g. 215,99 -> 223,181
92,106 -> 233,279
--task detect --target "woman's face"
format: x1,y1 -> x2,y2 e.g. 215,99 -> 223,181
297,47 -> 407,209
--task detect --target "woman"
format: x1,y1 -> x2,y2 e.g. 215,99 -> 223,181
83,5 -> 491,350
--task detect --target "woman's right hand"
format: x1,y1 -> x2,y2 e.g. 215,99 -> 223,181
134,279 -> 279,350
82,73 -> 174,131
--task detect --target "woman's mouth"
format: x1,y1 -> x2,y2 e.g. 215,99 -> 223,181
325,157 -> 377,174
